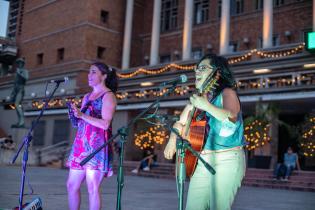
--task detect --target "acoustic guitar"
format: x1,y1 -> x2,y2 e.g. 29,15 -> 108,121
182,69 -> 220,177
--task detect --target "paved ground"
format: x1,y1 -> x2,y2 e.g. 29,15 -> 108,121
0,166 -> 314,210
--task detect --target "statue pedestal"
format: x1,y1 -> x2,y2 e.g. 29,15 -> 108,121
6,127 -> 37,165
11,127 -> 29,147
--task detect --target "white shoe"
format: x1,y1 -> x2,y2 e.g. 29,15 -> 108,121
131,169 -> 138,174
143,166 -> 150,171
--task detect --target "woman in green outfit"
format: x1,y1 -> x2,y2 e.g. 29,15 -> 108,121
164,54 -> 246,210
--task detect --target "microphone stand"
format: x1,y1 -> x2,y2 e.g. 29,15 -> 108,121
11,81 -> 62,210
162,118 -> 215,210
80,83 -> 179,210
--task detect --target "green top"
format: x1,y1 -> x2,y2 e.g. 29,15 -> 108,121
204,92 -> 245,150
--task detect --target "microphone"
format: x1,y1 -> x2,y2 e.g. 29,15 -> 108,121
161,74 -> 188,86
50,76 -> 69,84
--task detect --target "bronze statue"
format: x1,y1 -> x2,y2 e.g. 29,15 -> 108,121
10,58 -> 29,128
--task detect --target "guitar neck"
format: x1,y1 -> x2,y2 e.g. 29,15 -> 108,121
184,106 -> 196,137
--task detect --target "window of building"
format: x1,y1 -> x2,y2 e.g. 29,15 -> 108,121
273,34 -> 280,46
194,0 -> 209,25
173,50 -> 181,60
229,41 -> 238,52
100,10 -> 109,23
144,55 -> 150,65
53,120 -> 70,144
273,0 -> 285,7
257,37 -> 263,48
257,35 -> 280,48
37,53 -> 43,65
231,0 -> 244,15
57,48 -> 64,62
255,0 -> 264,10
218,0 -> 222,18
206,43 -> 213,53
33,121 -> 45,146
160,54 -> 171,63
161,0 -> 178,32
97,46 -> 106,59
18,0 -> 25,36
192,48 -> 203,59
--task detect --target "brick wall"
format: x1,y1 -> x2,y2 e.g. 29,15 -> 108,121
18,0 -> 125,74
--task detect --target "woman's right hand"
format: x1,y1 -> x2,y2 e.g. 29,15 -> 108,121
164,137 -> 177,160
164,104 -> 191,160
71,103 -> 83,119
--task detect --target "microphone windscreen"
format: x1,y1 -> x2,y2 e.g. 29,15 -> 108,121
180,74 -> 188,83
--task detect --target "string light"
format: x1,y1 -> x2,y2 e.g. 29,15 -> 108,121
29,43 -> 311,111
134,125 -> 169,150
244,119 -> 271,151
116,92 -> 129,100
228,49 -> 256,64
237,72 -> 315,90
256,43 -> 305,58
300,114 -> 315,157
118,44 -> 305,78
118,85 -> 192,100
30,86 -> 192,109
117,63 -> 194,78
29,69 -> 315,110
31,97 -> 82,109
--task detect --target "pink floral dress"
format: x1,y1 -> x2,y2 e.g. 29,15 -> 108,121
66,92 -> 113,177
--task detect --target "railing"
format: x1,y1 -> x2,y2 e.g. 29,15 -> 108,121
36,140 -> 70,167
0,36 -> 16,45
237,70 -> 315,91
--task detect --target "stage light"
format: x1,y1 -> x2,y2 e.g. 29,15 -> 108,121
253,68 -> 271,74
303,63 -> 315,68
140,82 -> 154,87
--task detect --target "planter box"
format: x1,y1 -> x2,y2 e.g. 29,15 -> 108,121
248,155 -> 272,169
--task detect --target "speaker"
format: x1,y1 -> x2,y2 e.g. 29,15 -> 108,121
13,197 -> 42,210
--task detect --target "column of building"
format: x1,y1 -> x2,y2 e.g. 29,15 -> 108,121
219,0 -> 231,55
263,0 -> 273,48
121,0 -> 134,69
150,0 -> 162,66
261,0 -> 277,169
182,0 -> 193,60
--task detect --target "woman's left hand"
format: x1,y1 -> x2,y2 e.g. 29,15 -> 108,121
189,94 -> 209,111
71,104 -> 83,118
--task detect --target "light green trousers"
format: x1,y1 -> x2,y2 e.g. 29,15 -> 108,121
186,149 -> 246,210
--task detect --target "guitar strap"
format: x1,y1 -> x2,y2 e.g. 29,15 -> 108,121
200,91 -> 221,148
204,89 -> 243,149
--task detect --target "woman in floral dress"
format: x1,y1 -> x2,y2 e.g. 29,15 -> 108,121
66,62 -> 118,210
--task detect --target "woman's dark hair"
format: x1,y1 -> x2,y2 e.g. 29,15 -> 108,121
92,62 -> 118,93
197,54 -> 236,98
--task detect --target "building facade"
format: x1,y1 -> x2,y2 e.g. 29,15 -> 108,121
0,0 -> 314,169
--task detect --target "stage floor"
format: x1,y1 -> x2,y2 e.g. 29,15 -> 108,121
0,166 -> 314,210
